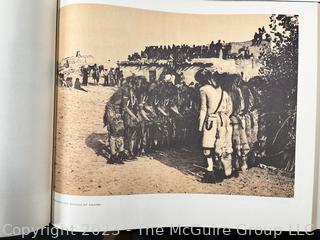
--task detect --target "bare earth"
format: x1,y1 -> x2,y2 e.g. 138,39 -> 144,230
54,85 -> 294,197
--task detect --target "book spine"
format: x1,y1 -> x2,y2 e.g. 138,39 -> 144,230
312,2 -> 320,231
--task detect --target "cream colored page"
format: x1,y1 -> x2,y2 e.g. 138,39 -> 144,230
316,3 -> 320,230
54,0 -> 319,232
0,0 -> 56,237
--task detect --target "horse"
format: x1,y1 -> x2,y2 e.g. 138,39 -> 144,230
89,64 -> 100,85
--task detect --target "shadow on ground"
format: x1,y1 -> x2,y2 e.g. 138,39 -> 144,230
85,132 -> 109,158
85,132 -> 207,181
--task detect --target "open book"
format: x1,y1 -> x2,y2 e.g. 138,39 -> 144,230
1,0 -> 320,237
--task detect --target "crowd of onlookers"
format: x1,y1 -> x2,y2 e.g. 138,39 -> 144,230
58,64 -> 125,89
128,40 -> 234,62
59,26 -> 270,90
127,27 -> 271,64
80,64 -> 124,87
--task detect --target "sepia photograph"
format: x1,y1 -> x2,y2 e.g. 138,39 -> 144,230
55,4 -> 298,197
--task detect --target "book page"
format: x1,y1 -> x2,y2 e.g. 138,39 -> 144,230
0,0 -> 57,237
53,0 -> 319,232
315,3 -> 320,230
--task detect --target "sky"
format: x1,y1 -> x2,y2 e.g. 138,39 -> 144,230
59,4 -> 270,63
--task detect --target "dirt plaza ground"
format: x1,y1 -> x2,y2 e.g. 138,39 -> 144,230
54,85 -> 294,197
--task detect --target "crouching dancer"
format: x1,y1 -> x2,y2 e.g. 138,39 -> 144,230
103,103 -> 126,164
103,80 -> 133,164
